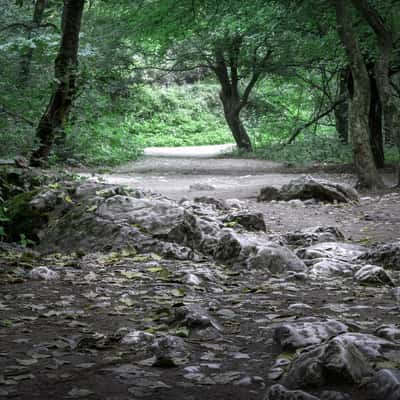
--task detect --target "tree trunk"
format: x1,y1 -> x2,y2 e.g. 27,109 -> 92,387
334,69 -> 349,143
211,43 -> 261,153
18,0 -> 48,87
30,0 -> 85,167
368,71 -> 384,168
332,0 -> 384,189
351,0 -> 397,145
220,94 -> 252,152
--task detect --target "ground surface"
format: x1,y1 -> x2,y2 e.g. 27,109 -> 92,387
1,145 -> 400,400
84,144 -> 400,244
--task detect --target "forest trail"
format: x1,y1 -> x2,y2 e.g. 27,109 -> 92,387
81,144 -> 399,244
84,144 -> 356,201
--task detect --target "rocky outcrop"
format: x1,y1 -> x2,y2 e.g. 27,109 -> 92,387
258,176 -> 359,203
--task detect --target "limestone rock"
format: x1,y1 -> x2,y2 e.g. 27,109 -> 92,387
151,335 -> 190,367
28,266 -> 59,281
280,333 -> 397,389
173,304 -> 222,331
264,384 -> 320,400
366,369 -> 400,400
257,186 -> 281,202
273,319 -> 348,350
284,227 -> 344,247
359,242 -> 400,270
223,211 -> 267,232
297,242 -> 366,262
354,265 -> 394,286
247,244 -> 306,274
279,176 -> 359,203
309,259 -> 357,277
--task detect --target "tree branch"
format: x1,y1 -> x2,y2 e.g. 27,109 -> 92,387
0,105 -> 35,126
285,97 -> 346,145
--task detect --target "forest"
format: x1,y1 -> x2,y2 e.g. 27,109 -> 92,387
1,1 -> 400,400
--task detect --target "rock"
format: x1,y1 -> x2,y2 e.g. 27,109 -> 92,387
309,259 -> 357,277
264,384 -> 320,400
391,287 -> 400,302
375,325 -> 400,343
223,211 -> 267,232
151,335 -> 190,367
287,303 -> 312,314
354,265 -> 394,286
366,369 -> 400,400
173,304 -> 222,331
118,330 -> 154,346
284,227 -> 344,247
297,242 -> 366,262
280,333 -> 397,389
28,266 -> 59,281
14,156 -> 29,169
225,198 -> 244,209
189,183 -> 215,191
273,319 -> 348,350
279,176 -> 359,203
214,230 -> 243,261
248,244 -> 306,274
320,391 -> 351,400
359,242 -> 400,270
193,196 -> 227,210
30,189 -> 63,212
2,190 -> 46,241
257,186 -> 281,202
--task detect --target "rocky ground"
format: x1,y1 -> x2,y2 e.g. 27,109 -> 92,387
1,149 -> 400,400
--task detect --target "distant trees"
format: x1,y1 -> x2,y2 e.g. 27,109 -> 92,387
135,0 -> 289,152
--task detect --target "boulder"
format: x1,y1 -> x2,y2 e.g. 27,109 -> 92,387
297,242 -> 366,263
284,227 -> 344,247
309,259 -> 357,277
264,384 -> 320,400
28,266 -> 59,281
354,265 -> 394,286
359,242 -> 400,270
151,335 -> 190,367
273,319 -> 348,350
280,333 -> 397,389
223,211 -> 267,232
247,244 -> 306,274
173,303 -> 222,331
366,369 -> 400,400
375,325 -> 400,343
258,176 -> 359,204
257,186 -> 281,202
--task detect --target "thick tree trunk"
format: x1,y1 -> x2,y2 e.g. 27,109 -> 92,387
332,0 -> 384,189
30,0 -> 84,167
212,43 -> 261,153
369,72 -> 384,168
220,94 -> 252,152
18,0 -> 48,86
351,0 -> 396,145
334,69 -> 349,143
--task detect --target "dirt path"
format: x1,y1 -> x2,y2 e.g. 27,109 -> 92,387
83,145 -> 400,244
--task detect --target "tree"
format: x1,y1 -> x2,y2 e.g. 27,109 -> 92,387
135,0 -> 291,152
30,0 -> 85,166
18,0 -> 49,86
351,0 -> 400,183
332,0 -> 384,189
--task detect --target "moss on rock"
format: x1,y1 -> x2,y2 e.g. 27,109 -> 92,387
2,190 -> 47,242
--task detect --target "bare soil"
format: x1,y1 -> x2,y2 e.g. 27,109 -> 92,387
1,147 -> 399,400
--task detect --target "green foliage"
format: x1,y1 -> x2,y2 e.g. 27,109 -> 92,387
54,83 -> 231,165
248,136 -> 353,165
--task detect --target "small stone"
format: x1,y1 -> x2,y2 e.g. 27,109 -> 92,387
28,267 -> 59,281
